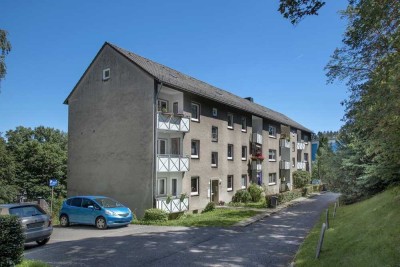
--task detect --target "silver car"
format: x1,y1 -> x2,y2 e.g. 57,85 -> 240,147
0,203 -> 53,245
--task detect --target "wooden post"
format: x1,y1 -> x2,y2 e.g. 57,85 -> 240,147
316,223 -> 327,259
325,209 -> 329,229
333,202 -> 337,218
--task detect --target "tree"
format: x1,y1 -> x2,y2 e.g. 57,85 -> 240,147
278,0 -> 326,24
0,135 -> 18,203
0,29 -> 12,83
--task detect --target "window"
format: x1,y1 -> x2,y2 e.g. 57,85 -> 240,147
227,175 -> 233,191
71,198 -> 82,207
212,108 -> 218,117
211,152 -> 218,167
241,175 -> 247,189
191,102 -> 200,122
171,138 -> 180,155
241,117 -> 247,132
81,198 -> 95,208
227,113 -> 234,129
241,146 -> 247,160
269,125 -> 277,137
191,140 -> 200,158
157,139 -> 167,155
227,144 -> 234,160
211,126 -> 218,142
173,102 -> 179,114
292,142 -> 296,152
158,178 -> 166,195
103,68 -> 110,81
304,135 -> 309,143
191,177 -> 199,196
269,173 -> 277,185
304,153 -> 309,162
292,157 -> 296,167
171,178 -> 177,196
157,99 -> 168,112
268,149 -> 277,161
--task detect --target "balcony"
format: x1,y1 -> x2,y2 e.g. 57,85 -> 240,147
297,141 -> 305,150
251,161 -> 262,172
297,162 -> 305,170
156,197 -> 189,213
280,139 -> 290,148
252,133 -> 262,145
157,113 -> 190,132
157,155 -> 189,172
279,160 -> 290,170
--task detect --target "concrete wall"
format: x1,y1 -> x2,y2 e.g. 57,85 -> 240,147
67,45 -> 155,217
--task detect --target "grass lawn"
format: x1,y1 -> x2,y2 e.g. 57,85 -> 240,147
134,208 -> 261,227
228,200 -> 267,209
295,187 -> 400,267
17,260 -> 50,267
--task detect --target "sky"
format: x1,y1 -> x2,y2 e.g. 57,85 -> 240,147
0,0 -> 349,135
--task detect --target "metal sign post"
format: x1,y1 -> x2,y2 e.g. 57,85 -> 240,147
49,179 -> 58,215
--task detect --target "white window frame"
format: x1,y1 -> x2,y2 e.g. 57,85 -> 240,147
102,68 -> 110,81
241,146 -> 247,160
227,113 -> 234,129
227,175 -> 233,191
157,178 -> 167,196
191,140 -> 200,159
227,144 -> 234,160
268,173 -> 277,185
157,139 -> 168,155
241,117 -> 247,132
269,125 -> 277,138
241,174 -> 247,189
268,149 -> 277,162
212,108 -> 218,117
191,177 -> 199,196
191,102 -> 200,122
211,126 -> 218,142
211,152 -> 218,168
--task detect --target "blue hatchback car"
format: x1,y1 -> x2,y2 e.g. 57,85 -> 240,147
59,196 -> 133,229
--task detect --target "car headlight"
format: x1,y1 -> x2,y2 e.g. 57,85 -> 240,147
128,208 -> 132,214
105,210 -> 117,216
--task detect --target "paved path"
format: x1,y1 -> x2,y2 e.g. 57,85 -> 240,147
25,192 -> 339,267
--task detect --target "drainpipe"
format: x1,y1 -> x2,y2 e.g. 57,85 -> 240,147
152,80 -> 163,208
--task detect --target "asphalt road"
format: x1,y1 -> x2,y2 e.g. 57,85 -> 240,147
25,192 -> 339,267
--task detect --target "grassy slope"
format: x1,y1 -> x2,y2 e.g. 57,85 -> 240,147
295,187 -> 400,266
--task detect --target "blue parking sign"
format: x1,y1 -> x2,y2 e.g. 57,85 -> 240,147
49,179 -> 58,187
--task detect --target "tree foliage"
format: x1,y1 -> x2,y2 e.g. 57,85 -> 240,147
0,29 -> 12,83
278,0 -> 326,24
0,126 -> 67,203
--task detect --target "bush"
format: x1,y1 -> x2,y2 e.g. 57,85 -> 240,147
202,202 -> 215,213
276,189 -> 302,205
142,208 -> 168,222
293,170 -> 311,189
0,215 -> 24,266
248,183 -> 264,202
232,189 -> 252,203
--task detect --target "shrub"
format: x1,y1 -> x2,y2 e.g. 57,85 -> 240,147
293,170 -> 311,189
232,189 -> 252,203
276,189 -> 302,205
143,208 -> 168,222
0,215 -> 24,266
248,183 -> 264,202
202,202 -> 216,213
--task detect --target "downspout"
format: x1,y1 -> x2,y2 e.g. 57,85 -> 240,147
152,79 -> 163,208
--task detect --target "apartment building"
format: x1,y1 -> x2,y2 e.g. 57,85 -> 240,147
64,42 -> 312,217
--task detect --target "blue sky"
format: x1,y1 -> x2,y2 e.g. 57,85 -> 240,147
1,0 -> 348,134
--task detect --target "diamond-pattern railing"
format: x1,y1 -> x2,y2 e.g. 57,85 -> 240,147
157,155 -> 190,172
156,197 -> 189,213
157,113 -> 190,132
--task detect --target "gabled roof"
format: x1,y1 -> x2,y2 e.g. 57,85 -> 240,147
65,42 -> 312,133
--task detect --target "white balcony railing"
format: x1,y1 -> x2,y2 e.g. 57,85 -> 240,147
252,161 -> 262,172
297,141 -> 305,150
252,133 -> 262,145
297,162 -> 305,170
279,160 -> 290,170
280,139 -> 290,148
156,197 -> 189,213
157,113 -> 190,132
157,155 -> 189,172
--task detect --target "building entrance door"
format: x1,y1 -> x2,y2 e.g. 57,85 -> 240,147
211,180 -> 219,204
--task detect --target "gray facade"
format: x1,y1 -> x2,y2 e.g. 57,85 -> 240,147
65,42 -> 312,217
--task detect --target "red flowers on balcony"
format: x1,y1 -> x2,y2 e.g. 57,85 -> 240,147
251,153 -> 265,161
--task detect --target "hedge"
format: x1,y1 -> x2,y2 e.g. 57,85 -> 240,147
0,215 -> 24,267
265,189 -> 303,207
142,208 -> 168,222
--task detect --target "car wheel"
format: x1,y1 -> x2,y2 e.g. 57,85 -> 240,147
60,214 -> 70,227
36,237 -> 50,246
95,216 -> 107,229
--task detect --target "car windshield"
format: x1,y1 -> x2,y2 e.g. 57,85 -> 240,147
94,198 -> 123,208
9,206 -> 46,217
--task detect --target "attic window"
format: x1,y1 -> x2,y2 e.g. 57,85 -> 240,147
103,68 -> 110,81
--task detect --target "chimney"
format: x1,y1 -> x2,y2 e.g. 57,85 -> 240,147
244,97 -> 253,102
